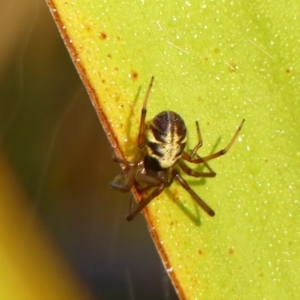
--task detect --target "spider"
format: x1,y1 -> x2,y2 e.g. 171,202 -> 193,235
110,77 -> 245,221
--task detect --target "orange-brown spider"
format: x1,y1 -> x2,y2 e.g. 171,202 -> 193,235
110,77 -> 245,221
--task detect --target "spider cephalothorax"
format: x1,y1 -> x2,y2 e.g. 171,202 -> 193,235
110,77 -> 245,221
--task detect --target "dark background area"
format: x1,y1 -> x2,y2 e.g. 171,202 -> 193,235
0,1 -> 178,299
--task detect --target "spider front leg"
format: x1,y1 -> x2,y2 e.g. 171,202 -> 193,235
111,77 -> 155,214
172,169 -> 215,217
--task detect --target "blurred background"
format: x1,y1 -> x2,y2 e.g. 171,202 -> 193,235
0,1 -> 178,299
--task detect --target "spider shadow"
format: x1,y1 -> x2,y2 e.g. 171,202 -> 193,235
125,85 -> 142,149
166,136 -> 222,227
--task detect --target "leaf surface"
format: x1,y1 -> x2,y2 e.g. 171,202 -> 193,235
47,0 -> 300,298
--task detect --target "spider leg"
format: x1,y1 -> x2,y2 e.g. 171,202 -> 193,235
138,76 -> 154,148
110,149 -> 148,192
181,121 -> 216,177
182,119 -> 245,164
172,169 -> 215,217
110,147 -> 136,167
189,121 -> 203,159
109,149 -> 138,192
126,182 -> 165,221
178,159 -> 216,178
110,166 -> 137,192
127,195 -> 135,217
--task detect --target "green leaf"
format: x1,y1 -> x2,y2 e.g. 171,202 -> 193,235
47,0 -> 300,298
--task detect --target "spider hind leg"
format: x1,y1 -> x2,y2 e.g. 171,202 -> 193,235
172,169 -> 215,217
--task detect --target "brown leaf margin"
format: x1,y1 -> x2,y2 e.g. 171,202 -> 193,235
45,1 -> 185,298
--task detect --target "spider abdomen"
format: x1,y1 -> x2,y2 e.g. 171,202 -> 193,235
145,111 -> 187,169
